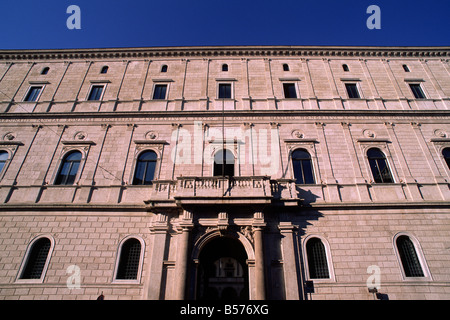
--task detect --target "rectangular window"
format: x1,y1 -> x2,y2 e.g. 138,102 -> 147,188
409,84 -> 426,99
153,84 -> 167,100
24,86 -> 43,102
87,85 -> 104,101
218,83 -> 232,99
345,83 -> 360,99
283,83 -> 297,99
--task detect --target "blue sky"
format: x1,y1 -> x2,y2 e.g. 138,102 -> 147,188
0,0 -> 449,49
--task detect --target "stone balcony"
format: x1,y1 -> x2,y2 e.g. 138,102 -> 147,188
146,176 -> 299,208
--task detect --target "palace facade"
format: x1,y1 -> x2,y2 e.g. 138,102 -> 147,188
0,46 -> 449,300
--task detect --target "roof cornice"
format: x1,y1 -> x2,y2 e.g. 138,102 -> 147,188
0,45 -> 449,61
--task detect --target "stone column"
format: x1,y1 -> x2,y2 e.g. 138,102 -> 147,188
174,210 -> 193,300
252,211 -> 266,300
279,221 -> 300,300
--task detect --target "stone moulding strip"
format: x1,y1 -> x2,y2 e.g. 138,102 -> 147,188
0,46 -> 449,61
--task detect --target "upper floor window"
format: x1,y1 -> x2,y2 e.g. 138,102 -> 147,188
153,84 -> 168,100
409,83 -> 426,99
402,64 -> 410,72
19,237 -> 52,280
0,151 -> 8,174
342,64 -> 349,72
292,149 -> 314,184
41,67 -> 50,75
367,148 -> 393,183
133,150 -> 157,185
161,65 -> 168,73
396,235 -> 425,278
443,148 -> 450,170
55,151 -> 82,185
115,238 -> 142,280
222,64 -> 228,72
283,83 -> 297,99
218,83 -> 232,99
24,86 -> 43,102
87,85 -> 104,101
100,66 -> 109,74
306,237 -> 330,279
213,149 -> 234,177
345,83 -> 360,99
283,64 -> 290,71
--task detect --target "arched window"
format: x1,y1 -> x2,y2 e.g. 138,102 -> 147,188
133,150 -> 157,185
116,238 -> 142,280
342,64 -> 349,72
283,63 -> 290,71
442,147 -> 450,170
161,65 -> 168,73
55,151 -> 82,185
367,148 -> 393,183
396,235 -> 425,277
292,149 -> 314,184
306,237 -> 330,279
100,66 -> 108,74
213,149 -> 234,177
41,67 -> 49,75
222,64 -> 228,72
20,237 -> 52,280
402,64 -> 410,72
0,150 -> 8,174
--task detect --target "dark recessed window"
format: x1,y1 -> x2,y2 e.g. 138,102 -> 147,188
402,64 -> 410,72
409,84 -> 426,99
345,83 -> 360,99
24,86 -> 43,102
214,149 -> 234,177
0,151 -> 8,174
367,148 -> 393,183
222,64 -> 228,72
292,149 -> 314,184
100,66 -> 108,74
283,64 -> 290,71
442,148 -> 450,170
133,150 -> 157,185
161,65 -> 168,73
116,238 -> 142,280
342,64 -> 349,72
55,151 -> 82,185
20,237 -> 51,279
41,67 -> 49,75
218,83 -> 232,99
396,236 -> 424,277
306,238 -> 330,279
153,84 -> 167,100
87,85 -> 104,101
283,83 -> 297,99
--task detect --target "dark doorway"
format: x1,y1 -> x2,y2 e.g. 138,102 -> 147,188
196,236 -> 249,300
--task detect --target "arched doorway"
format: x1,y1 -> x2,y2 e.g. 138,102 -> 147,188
196,236 -> 249,300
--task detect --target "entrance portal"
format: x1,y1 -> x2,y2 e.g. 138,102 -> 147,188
196,236 -> 249,300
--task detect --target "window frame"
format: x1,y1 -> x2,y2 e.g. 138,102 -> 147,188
86,84 -> 106,101
344,82 -> 361,99
161,65 -> 168,73
409,83 -> 426,99
222,64 -> 229,72
342,64 -> 349,72
0,149 -> 11,179
213,148 -> 235,177
112,236 -> 145,284
402,64 -> 410,72
302,235 -> 335,282
393,233 -> 431,281
16,235 -> 55,283
217,82 -> 233,100
282,63 -> 290,72
100,66 -> 109,74
132,149 -> 158,185
291,148 -> 315,185
152,83 -> 169,100
366,147 -> 394,184
23,85 -> 44,102
41,67 -> 50,75
282,82 -> 298,99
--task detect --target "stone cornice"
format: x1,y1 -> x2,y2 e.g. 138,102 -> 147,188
0,45 -> 449,61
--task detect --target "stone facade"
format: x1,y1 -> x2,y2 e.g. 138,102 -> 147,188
0,46 -> 449,300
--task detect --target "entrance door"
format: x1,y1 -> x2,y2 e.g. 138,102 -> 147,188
196,236 -> 249,300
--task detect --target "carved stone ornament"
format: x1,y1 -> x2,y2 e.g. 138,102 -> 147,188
363,129 -> 376,139
291,130 -> 304,139
434,129 -> 447,138
145,131 -> 158,140
74,131 -> 87,141
3,132 -> 16,141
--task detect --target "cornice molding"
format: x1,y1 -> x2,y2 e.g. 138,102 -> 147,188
0,46 -> 449,61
